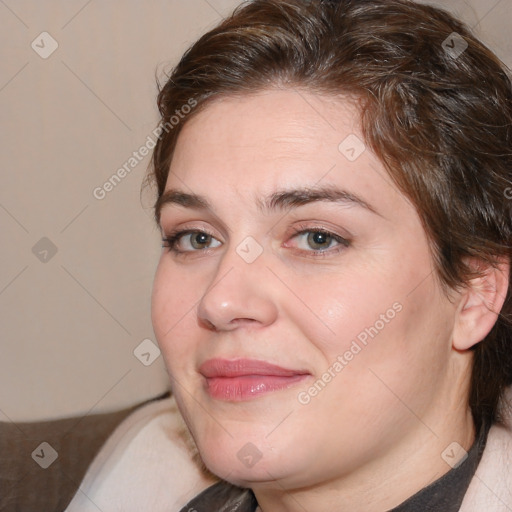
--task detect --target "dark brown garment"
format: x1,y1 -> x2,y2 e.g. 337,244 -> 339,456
180,422 -> 489,512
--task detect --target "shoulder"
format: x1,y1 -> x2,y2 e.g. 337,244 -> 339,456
65,394 -> 217,512
460,386 -> 512,512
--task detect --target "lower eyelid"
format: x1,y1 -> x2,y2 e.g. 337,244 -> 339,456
288,229 -> 349,246
165,230 -> 221,252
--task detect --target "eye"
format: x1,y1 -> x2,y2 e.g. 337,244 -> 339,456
162,230 -> 222,253
287,228 -> 350,255
300,231 -> 336,251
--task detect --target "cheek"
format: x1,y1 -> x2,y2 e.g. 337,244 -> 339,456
285,269 -> 401,357
286,260 -> 450,379
289,275 -> 453,445
151,259 -> 202,367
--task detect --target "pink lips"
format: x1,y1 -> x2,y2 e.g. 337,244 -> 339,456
199,358 -> 310,402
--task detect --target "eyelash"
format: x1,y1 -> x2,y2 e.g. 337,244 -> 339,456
286,225 -> 350,258
161,225 -> 350,258
162,229 -> 218,255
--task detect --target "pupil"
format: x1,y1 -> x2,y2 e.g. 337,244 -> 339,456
193,233 -> 210,248
309,232 -> 330,249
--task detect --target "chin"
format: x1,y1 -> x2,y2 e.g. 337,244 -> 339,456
192,424 -> 304,487
201,447 -> 284,486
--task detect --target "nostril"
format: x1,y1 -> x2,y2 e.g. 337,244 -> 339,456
199,318 -> 217,331
198,317 -> 258,331
231,318 -> 258,326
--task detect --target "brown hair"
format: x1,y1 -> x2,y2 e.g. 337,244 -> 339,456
147,0 -> 512,431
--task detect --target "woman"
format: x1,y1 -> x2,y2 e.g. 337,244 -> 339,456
149,0 -> 512,510
66,0 -> 512,510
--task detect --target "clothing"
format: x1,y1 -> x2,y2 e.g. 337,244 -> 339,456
65,387 -> 512,512
64,396 -> 218,512
180,421 -> 490,511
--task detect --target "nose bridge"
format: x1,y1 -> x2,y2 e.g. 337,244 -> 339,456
197,237 -> 277,330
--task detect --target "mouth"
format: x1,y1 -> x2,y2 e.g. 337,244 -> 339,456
199,358 -> 311,402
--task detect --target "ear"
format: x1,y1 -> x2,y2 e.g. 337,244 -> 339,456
452,259 -> 510,351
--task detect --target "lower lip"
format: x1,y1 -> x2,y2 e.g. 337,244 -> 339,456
204,374 -> 309,401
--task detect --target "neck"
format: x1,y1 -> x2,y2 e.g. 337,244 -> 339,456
253,401 -> 475,512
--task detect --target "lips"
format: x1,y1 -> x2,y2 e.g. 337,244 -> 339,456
199,358 -> 310,401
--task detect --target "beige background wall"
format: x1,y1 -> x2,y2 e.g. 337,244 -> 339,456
1,0 -> 510,422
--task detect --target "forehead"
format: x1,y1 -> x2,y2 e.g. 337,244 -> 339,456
173,89 -> 358,167
165,88 -> 409,218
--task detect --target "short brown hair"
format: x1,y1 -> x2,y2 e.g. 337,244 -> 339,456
147,0 -> 512,431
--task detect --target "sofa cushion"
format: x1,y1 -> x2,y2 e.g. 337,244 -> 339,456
0,393 -> 169,512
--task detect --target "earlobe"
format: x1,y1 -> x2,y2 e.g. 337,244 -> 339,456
452,259 -> 510,351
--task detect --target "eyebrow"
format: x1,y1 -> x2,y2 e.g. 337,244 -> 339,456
155,186 -> 380,224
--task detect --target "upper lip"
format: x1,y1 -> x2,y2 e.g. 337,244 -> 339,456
199,358 -> 310,378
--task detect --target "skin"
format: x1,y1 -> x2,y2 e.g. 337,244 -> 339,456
151,88 -> 502,511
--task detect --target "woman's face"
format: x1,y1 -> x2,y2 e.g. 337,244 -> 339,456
151,89 -> 464,491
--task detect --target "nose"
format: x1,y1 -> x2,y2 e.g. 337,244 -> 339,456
197,248 -> 278,332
